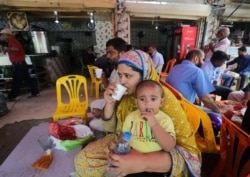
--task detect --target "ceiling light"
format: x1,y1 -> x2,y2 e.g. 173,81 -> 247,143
53,11 -> 59,23
55,16 -> 59,23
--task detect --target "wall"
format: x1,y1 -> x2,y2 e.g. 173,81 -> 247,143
130,22 -> 167,55
0,13 -> 113,58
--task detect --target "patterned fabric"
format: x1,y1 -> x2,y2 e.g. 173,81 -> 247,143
118,50 -> 152,80
74,50 -> 201,177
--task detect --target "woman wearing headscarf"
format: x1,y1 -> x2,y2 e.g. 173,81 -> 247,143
74,50 -> 201,177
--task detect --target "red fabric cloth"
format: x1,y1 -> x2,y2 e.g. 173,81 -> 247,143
7,36 -> 25,63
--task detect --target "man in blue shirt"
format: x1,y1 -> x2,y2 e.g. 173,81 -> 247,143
166,48 -> 220,113
202,51 -> 232,100
221,46 -> 250,89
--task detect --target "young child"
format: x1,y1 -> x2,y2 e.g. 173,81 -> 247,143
122,80 -> 176,153
89,99 -> 106,132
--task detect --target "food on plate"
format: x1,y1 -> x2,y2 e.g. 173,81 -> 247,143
224,100 -> 238,105
233,102 -> 244,110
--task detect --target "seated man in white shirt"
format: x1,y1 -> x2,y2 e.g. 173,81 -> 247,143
202,50 -> 232,100
147,45 -> 164,74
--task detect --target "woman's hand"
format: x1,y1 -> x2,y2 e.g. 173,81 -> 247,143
103,83 -> 118,120
107,149 -> 145,176
107,149 -> 171,176
104,83 -> 118,104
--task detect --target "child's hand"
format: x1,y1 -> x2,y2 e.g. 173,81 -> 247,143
141,108 -> 157,127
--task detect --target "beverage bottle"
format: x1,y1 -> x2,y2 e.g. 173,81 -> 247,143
107,132 -> 131,177
113,132 -> 131,155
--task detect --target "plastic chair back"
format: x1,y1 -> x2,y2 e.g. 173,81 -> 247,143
212,116 -> 250,177
87,65 -> 103,99
179,99 -> 220,153
160,79 -> 219,153
160,79 -> 182,100
52,75 -> 88,121
160,58 -> 176,78
79,58 -> 89,77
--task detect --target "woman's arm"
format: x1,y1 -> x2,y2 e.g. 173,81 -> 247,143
108,149 -> 172,175
103,83 -> 118,119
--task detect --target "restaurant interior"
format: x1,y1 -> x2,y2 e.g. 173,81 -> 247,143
0,0 -> 250,177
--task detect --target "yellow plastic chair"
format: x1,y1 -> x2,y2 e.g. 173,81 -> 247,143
160,79 -> 219,153
87,65 -> 103,99
52,75 -> 88,121
180,99 -> 220,153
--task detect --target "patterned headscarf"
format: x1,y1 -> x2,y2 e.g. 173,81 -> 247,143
118,49 -> 156,80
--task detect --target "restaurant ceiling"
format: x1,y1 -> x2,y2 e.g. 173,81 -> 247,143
0,0 -> 249,22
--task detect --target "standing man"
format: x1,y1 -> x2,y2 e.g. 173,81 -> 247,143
221,46 -> 250,89
147,45 -> 164,74
166,48 -> 221,113
0,28 -> 39,101
204,27 -> 231,61
101,37 -> 127,88
201,50 -> 232,100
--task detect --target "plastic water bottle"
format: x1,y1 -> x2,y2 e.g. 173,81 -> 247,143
107,132 -> 131,177
113,132 -> 131,155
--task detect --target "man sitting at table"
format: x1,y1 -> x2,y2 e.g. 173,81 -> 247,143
166,48 -> 221,113
221,46 -> 250,90
201,50 -> 233,100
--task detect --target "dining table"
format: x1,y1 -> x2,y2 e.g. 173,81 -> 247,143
0,122 -> 81,177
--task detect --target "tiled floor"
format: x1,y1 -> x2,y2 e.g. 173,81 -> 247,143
0,61 -> 101,128
0,78 -> 101,128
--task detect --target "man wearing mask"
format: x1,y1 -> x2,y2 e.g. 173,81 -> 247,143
221,46 -> 250,89
147,45 -> 164,74
166,49 -> 220,113
204,27 -> 231,62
